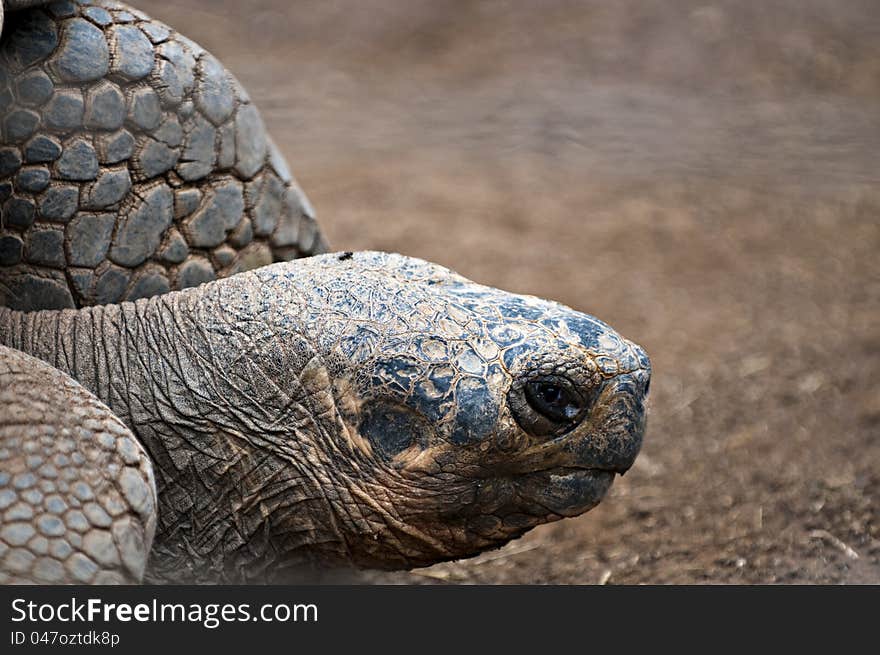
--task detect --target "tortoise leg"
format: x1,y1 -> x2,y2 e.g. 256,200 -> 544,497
0,345 -> 157,584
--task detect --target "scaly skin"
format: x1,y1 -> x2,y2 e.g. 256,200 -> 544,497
0,1 -> 651,584
0,344 -> 156,584
0,0 -> 325,311
0,252 -> 650,583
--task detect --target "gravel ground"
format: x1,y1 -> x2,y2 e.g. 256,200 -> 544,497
138,0 -> 880,583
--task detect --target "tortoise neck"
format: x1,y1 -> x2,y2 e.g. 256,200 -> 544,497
1,279 -> 429,581
0,303 -> 118,396
0,296 -> 342,581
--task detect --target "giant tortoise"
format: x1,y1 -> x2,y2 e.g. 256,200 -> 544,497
0,0 -> 650,583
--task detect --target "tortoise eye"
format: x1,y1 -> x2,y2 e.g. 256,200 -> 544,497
524,379 -> 583,423
509,373 -> 595,437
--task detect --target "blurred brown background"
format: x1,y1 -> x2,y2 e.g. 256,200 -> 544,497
138,0 -> 879,583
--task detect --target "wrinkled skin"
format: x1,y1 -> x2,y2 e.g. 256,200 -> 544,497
0,0 -> 650,584
0,252 -> 650,582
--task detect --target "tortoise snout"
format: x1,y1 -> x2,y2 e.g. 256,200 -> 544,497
625,338 -> 651,374
632,361 -> 652,399
564,367 -> 649,475
622,337 -> 652,398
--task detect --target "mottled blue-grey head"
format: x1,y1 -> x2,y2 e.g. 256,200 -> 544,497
216,251 -> 651,569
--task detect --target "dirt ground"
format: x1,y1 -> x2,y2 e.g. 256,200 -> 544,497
138,0 -> 880,584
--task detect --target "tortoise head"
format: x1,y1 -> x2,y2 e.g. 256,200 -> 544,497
248,251 -> 650,570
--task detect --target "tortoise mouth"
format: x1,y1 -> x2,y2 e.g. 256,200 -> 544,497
515,467 -> 616,517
